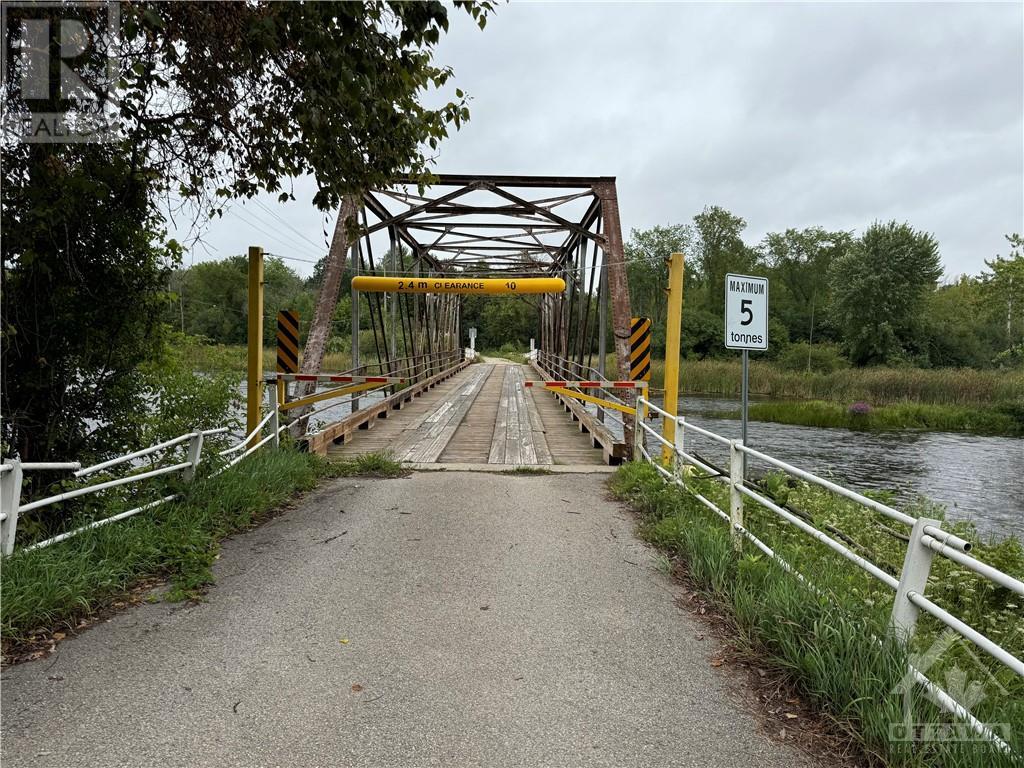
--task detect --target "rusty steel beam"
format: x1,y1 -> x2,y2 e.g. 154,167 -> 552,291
592,180 -> 634,455
394,174 -> 616,188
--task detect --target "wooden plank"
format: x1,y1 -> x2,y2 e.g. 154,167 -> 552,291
526,362 -> 617,465
488,367 -> 512,464
399,365 -> 490,463
530,359 -> 624,460
504,367 -> 523,464
510,367 -> 534,464
439,365 -> 503,463
302,360 -> 470,455
327,365 -> 474,461
512,366 -> 552,464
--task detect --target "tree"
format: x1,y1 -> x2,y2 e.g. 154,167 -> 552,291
2,2 -> 493,460
170,256 -> 313,346
1,143 -> 179,461
624,224 -> 693,350
982,234 -> 1024,354
829,221 -> 943,365
762,227 -> 852,346
691,206 -> 757,319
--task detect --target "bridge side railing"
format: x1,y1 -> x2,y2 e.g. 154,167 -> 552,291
273,349 -> 464,439
635,394 -> 1022,750
534,350 -> 630,429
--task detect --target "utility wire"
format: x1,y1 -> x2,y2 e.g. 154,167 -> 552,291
250,198 -> 326,252
224,205 -> 323,260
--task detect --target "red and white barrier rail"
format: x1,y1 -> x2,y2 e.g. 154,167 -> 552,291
269,373 -> 406,385
524,380 -> 647,389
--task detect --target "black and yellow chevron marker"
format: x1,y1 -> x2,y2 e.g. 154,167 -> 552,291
629,316 -> 651,382
276,310 -> 300,374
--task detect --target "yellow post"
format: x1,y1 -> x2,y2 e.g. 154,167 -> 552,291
247,246 -> 264,447
662,252 -> 685,462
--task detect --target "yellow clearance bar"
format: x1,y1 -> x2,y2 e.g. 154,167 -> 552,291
351,276 -> 566,295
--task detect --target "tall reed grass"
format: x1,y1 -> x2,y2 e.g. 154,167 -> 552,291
599,354 -> 1024,406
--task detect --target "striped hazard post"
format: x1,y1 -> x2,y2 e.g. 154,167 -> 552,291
276,310 -> 300,406
276,310 -> 300,373
629,316 -> 652,382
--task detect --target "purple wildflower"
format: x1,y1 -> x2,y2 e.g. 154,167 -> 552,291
848,401 -> 872,416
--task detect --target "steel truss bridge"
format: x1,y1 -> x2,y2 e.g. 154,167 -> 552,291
272,174 -> 641,465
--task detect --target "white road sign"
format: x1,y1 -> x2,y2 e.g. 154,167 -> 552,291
725,274 -> 768,350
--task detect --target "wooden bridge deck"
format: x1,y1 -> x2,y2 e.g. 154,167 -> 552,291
327,362 -> 607,467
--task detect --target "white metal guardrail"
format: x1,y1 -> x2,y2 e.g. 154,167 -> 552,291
0,409 -> 294,556
635,395 -> 1023,751
0,353 -> 470,556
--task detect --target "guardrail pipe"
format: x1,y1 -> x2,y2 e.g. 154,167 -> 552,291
891,516 -> 942,641
0,460 -> 24,555
182,432 -> 204,483
674,417 -> 686,483
269,388 -> 281,449
729,440 -> 744,551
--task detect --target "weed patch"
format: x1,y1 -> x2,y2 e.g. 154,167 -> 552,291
328,451 -> 407,478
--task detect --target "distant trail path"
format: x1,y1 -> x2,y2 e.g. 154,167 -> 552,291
2,472 -> 819,768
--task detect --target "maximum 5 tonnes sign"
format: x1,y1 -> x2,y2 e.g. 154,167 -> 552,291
725,274 -> 769,350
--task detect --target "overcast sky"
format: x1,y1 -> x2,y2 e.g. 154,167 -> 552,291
174,1 -> 1023,280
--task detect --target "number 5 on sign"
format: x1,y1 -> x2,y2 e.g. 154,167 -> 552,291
725,274 -> 769,350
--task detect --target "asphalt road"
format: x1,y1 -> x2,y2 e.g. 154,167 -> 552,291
2,471 -> 818,768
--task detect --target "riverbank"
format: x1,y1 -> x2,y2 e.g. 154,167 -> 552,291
633,357 -> 1024,406
187,343 -> 352,374
712,399 -> 1024,437
608,355 -> 1023,437
611,462 -> 1024,767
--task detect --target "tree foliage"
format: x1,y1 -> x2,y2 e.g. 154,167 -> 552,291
830,221 -> 942,365
623,213 -> 1012,371
1,143 -> 178,461
1,1 -> 492,462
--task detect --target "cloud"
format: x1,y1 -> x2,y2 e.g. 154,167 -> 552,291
175,2 -> 1023,279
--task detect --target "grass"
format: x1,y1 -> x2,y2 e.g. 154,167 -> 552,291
477,347 -> 525,362
503,466 -> 553,475
611,462 -> 1024,767
1,447 -> 331,648
328,451 -> 406,478
612,356 -> 1024,406
594,353 -> 1024,435
713,400 -> 1024,436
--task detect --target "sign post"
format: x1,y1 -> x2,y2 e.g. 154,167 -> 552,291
468,327 -> 477,360
725,274 -> 769,465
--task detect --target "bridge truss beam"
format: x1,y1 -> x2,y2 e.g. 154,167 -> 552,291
292,174 -> 636,456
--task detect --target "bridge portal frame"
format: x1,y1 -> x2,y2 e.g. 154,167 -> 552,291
352,174 -> 636,454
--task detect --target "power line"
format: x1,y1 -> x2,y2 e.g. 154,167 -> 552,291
224,205 -> 323,260
250,198 -> 326,252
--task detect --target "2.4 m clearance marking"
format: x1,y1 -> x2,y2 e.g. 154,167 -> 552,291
351,276 -> 566,295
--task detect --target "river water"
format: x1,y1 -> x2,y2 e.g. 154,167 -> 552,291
637,396 -> 1023,540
